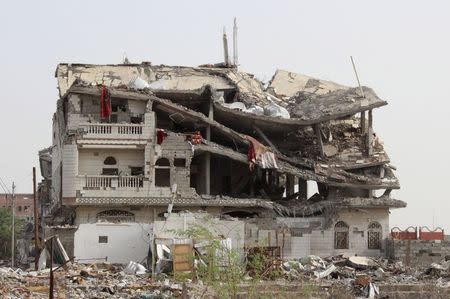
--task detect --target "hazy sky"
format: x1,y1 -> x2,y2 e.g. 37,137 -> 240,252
1,1 -> 449,230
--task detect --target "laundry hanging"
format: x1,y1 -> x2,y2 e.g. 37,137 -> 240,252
100,85 -> 111,120
156,129 -> 167,145
244,135 -> 278,170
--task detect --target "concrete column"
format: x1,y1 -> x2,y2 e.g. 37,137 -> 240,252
298,178 -> 307,201
360,111 -> 366,134
366,110 -> 373,156
204,100 -> 214,194
268,169 -> 274,186
286,174 -> 295,197
314,124 -> 324,157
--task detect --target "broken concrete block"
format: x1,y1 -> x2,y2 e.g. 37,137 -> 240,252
323,144 -> 338,157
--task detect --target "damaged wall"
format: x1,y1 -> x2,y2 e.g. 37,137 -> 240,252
388,237 -> 450,267
154,212 -> 246,251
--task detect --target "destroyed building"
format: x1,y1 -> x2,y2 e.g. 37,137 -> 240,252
38,61 -> 405,263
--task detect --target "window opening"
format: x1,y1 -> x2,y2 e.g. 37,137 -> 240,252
102,168 -> 118,175
334,221 -> 349,249
155,158 -> 171,187
97,210 -> 135,223
174,158 -> 186,167
104,156 -> 117,165
130,166 -> 144,176
368,222 -> 382,249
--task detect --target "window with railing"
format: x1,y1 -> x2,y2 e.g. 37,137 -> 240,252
368,222 -> 382,249
334,221 -> 349,249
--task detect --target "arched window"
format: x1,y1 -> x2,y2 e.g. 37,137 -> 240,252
104,156 -> 117,165
334,221 -> 349,249
368,222 -> 382,249
155,158 -> 170,167
102,156 -> 118,175
155,158 -> 170,187
97,210 -> 135,223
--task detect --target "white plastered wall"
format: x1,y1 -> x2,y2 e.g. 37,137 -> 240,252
73,206 -> 158,264
74,222 -> 152,264
310,208 -> 389,257
62,143 -> 78,198
78,148 -> 145,175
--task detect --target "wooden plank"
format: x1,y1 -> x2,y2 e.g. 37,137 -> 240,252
172,244 -> 193,273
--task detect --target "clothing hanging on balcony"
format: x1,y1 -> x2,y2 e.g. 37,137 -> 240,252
157,129 -> 167,145
100,85 -> 111,120
244,135 -> 278,170
185,131 -> 203,145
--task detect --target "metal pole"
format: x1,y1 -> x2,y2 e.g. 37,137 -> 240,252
350,56 -> 365,98
11,182 -> 15,268
233,17 -> 238,67
223,27 -> 230,66
33,167 -> 39,270
49,237 -> 54,299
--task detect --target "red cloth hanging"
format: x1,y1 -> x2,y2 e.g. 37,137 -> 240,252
100,85 -> 111,120
157,129 -> 167,145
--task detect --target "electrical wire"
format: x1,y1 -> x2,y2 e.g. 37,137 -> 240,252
0,176 -> 11,195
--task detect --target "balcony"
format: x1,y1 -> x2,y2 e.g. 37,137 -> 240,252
82,175 -> 144,189
80,123 -> 147,140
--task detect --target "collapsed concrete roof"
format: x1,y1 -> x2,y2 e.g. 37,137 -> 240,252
67,84 -> 400,191
56,63 -> 386,126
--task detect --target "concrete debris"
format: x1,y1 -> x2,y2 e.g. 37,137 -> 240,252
314,264 -> 337,279
263,97 -> 290,119
0,263 -> 185,298
124,261 -> 147,275
348,256 -> 378,269
1,255 -> 450,298
129,76 -> 150,89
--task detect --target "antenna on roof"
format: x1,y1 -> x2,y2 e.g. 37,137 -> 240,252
233,18 -> 238,68
223,27 -> 230,66
350,56 -> 365,98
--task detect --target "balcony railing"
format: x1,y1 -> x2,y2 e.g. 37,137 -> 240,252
83,175 -> 144,189
81,123 -> 144,139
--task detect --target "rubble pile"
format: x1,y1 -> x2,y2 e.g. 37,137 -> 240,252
0,263 -> 189,299
277,255 -> 450,298
1,256 -> 450,298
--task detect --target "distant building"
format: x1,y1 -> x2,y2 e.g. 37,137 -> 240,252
0,193 -> 34,222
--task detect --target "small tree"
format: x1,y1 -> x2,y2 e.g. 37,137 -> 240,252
171,224 -> 245,299
0,207 -> 25,259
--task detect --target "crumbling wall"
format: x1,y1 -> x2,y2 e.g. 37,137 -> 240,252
389,236 -> 450,267
154,212 -> 245,251
157,135 -> 193,192
244,217 -> 322,258
67,94 -> 91,130
46,227 -> 77,258
50,99 -> 66,207
61,143 -> 78,199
